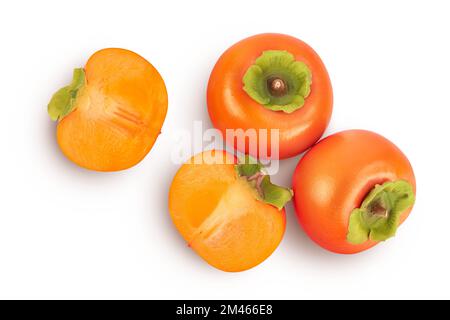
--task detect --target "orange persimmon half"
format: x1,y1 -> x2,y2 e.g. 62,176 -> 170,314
169,150 -> 291,272
207,33 -> 333,159
48,48 -> 168,171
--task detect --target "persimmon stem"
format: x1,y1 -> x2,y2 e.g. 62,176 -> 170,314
235,156 -> 292,210
267,77 -> 288,97
242,50 -> 312,113
247,171 -> 266,197
47,68 -> 86,121
368,200 -> 389,218
346,180 -> 415,245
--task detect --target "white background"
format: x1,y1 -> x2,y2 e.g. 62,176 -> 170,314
0,0 -> 449,300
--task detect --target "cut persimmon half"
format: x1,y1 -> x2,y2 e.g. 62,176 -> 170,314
168,150 -> 291,272
48,48 -> 168,171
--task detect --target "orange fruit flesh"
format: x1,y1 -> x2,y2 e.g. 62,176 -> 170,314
56,48 -> 168,171
169,151 -> 286,272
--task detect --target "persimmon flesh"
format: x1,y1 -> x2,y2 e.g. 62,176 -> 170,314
48,48 -> 168,171
169,150 -> 290,272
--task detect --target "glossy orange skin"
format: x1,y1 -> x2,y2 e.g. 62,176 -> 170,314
292,130 -> 416,254
207,33 -> 333,159
169,150 -> 286,272
57,48 -> 168,171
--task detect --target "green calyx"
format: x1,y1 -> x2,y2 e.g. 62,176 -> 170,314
242,50 -> 312,113
48,68 -> 86,121
235,156 -> 293,210
347,180 -> 415,245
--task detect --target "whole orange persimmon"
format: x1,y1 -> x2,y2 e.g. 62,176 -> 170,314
169,150 -> 291,272
48,48 -> 168,171
207,33 -> 333,159
292,130 -> 416,254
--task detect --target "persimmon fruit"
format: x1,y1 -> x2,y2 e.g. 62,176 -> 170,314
168,150 -> 292,272
207,33 -> 333,159
48,48 -> 168,171
292,130 -> 416,254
